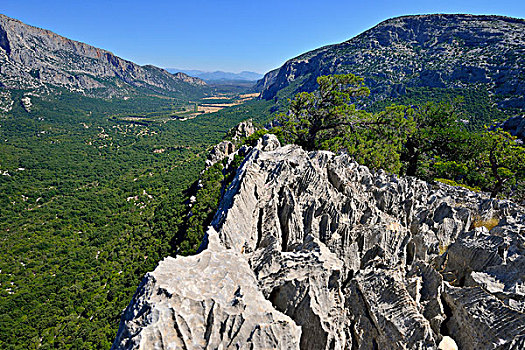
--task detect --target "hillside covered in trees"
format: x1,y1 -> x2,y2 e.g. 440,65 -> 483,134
0,87 -> 271,349
257,14 -> 525,128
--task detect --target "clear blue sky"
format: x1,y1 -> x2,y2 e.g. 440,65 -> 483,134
2,0 -> 524,73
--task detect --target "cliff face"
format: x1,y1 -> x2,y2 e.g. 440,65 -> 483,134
0,14 -> 206,96
113,135 -> 525,349
257,14 -> 525,112
501,115 -> 525,141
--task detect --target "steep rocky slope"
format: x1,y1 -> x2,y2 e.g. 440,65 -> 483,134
113,135 -> 525,349
0,14 -> 206,98
501,115 -> 525,141
257,14 -> 525,114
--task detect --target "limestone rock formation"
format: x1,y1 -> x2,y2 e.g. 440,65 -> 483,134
205,141 -> 236,168
111,230 -> 301,350
204,120 -> 256,168
114,135 -> 525,349
20,96 -> 32,112
228,119 -> 256,141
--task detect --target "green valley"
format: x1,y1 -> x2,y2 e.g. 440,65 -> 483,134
0,9 -> 524,350
0,88 -> 271,349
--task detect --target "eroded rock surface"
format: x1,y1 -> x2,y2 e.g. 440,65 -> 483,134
112,229 -> 301,350
114,135 -> 525,349
205,140 -> 235,168
205,120 -> 257,169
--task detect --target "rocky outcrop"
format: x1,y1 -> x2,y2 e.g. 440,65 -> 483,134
20,96 -> 32,112
501,115 -> 525,141
0,14 -> 207,97
111,233 -> 301,350
172,72 -> 207,86
114,135 -> 525,349
256,14 -> 525,114
204,120 -> 257,168
228,119 -> 256,142
205,140 -> 236,168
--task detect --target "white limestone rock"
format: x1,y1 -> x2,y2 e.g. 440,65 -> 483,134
112,229 -> 301,350
114,139 -> 525,349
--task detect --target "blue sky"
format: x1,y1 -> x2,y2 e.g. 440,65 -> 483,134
2,0 -> 524,73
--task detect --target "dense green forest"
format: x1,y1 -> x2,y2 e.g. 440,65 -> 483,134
270,73 -> 516,130
0,88 -> 272,349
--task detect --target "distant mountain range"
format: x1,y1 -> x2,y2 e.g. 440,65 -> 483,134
166,69 -> 263,82
0,14 -> 208,100
257,14 -> 525,123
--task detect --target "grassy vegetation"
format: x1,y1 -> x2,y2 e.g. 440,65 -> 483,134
471,216 -> 500,231
435,178 -> 481,192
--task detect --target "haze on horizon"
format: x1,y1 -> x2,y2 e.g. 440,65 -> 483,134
2,0 -> 525,74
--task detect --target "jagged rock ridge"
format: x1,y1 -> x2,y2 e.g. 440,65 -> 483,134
0,14 -> 206,97
113,135 -> 525,349
256,14 -> 525,112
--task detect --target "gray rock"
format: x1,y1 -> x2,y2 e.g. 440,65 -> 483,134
256,133 -> 280,151
114,141 -> 525,349
251,235 -> 347,349
228,119 -> 256,142
20,96 -> 31,112
112,229 -> 301,350
256,14 -> 525,114
349,265 -> 437,349
205,141 -> 235,168
442,284 -> 525,350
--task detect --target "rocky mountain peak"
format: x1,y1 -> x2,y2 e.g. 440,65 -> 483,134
113,135 -> 525,349
256,13 -> 525,115
0,14 -> 207,97
171,71 -> 208,85
352,14 -> 525,48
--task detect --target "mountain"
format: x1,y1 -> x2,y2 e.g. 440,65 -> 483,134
256,14 -> 525,122
166,68 -> 263,82
0,14 -> 207,99
113,134 -> 525,349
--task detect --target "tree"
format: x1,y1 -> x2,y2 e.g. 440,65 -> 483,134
279,74 -> 370,150
473,129 -> 525,198
400,101 -> 468,177
279,74 -> 414,172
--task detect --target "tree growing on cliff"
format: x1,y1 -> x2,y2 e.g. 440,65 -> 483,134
278,74 -> 370,150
